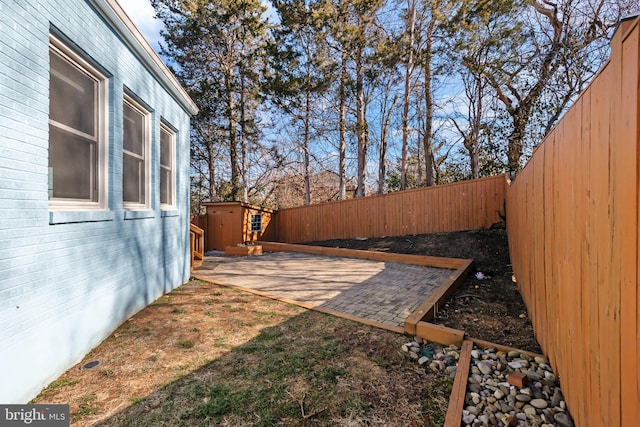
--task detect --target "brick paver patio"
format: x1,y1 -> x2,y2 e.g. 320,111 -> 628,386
195,252 -> 455,328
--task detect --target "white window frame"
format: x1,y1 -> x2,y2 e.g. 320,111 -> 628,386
122,95 -> 151,210
48,35 -> 109,211
159,122 -> 176,210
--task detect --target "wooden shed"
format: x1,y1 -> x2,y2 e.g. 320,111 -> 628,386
201,202 -> 277,251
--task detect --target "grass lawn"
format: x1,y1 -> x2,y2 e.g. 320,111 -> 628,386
33,279 -> 452,426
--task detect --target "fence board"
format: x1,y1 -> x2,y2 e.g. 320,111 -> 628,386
580,87 -> 597,427
533,147 -> 545,347
571,99 -> 587,423
543,131 -> 555,364
565,102 -> 582,418
506,18 -> 639,427
619,26 -> 639,427
607,32 -> 622,427
592,68 -> 608,427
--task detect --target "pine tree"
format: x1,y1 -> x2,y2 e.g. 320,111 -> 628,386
152,0 -> 269,202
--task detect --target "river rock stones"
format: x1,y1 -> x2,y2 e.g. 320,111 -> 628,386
464,346 -> 574,426
401,340 -> 574,427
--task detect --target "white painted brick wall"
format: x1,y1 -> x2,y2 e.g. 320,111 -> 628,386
0,0 -> 193,403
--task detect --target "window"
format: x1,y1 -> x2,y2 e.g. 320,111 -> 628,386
160,123 -> 175,209
250,213 -> 262,233
48,36 -> 107,208
123,96 -> 150,209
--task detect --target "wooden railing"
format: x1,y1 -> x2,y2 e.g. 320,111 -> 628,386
190,223 -> 204,270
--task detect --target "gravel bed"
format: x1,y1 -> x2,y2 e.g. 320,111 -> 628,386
402,339 -> 575,427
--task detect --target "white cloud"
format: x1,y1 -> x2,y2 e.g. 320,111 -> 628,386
116,0 -> 164,52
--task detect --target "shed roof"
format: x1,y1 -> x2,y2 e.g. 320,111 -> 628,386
92,0 -> 199,116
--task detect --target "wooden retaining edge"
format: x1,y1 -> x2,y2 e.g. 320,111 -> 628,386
414,321 -> 465,347
444,340 -> 474,427
257,241 -> 469,269
413,320 -> 546,360
224,245 -> 263,257
469,337 -> 546,361
192,274 -> 405,335
404,259 -> 474,335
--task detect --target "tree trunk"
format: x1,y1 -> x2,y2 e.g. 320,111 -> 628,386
226,72 -> 240,200
355,44 -> 367,198
471,145 -> 480,180
378,93 -> 397,194
470,76 -> 482,179
208,139 -> 216,201
338,51 -> 347,200
507,110 -> 526,172
422,15 -> 435,187
303,90 -> 311,205
401,0 -> 416,191
378,138 -> 387,194
240,73 -> 248,203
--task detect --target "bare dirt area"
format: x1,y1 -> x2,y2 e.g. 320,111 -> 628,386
309,229 -> 542,354
33,280 -> 452,426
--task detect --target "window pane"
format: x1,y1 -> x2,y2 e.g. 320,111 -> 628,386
160,168 -> 172,205
160,128 -> 171,167
49,50 -> 95,135
123,153 -> 143,203
160,126 -> 174,207
49,125 -> 95,200
251,214 -> 262,232
123,103 -> 144,156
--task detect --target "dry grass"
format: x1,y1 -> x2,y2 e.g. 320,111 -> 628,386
33,279 -> 451,426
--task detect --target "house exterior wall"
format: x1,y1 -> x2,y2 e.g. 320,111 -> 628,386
0,0 -> 194,403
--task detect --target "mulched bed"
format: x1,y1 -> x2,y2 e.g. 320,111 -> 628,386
307,228 -> 542,354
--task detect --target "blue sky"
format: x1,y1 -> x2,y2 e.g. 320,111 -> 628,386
116,0 -> 165,51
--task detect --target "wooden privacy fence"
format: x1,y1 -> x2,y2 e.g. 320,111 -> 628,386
506,17 -> 639,427
276,174 -> 506,243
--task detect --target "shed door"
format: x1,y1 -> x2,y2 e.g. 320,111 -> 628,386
211,208 -> 242,250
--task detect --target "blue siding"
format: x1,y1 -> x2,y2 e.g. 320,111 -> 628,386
0,0 -> 193,402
